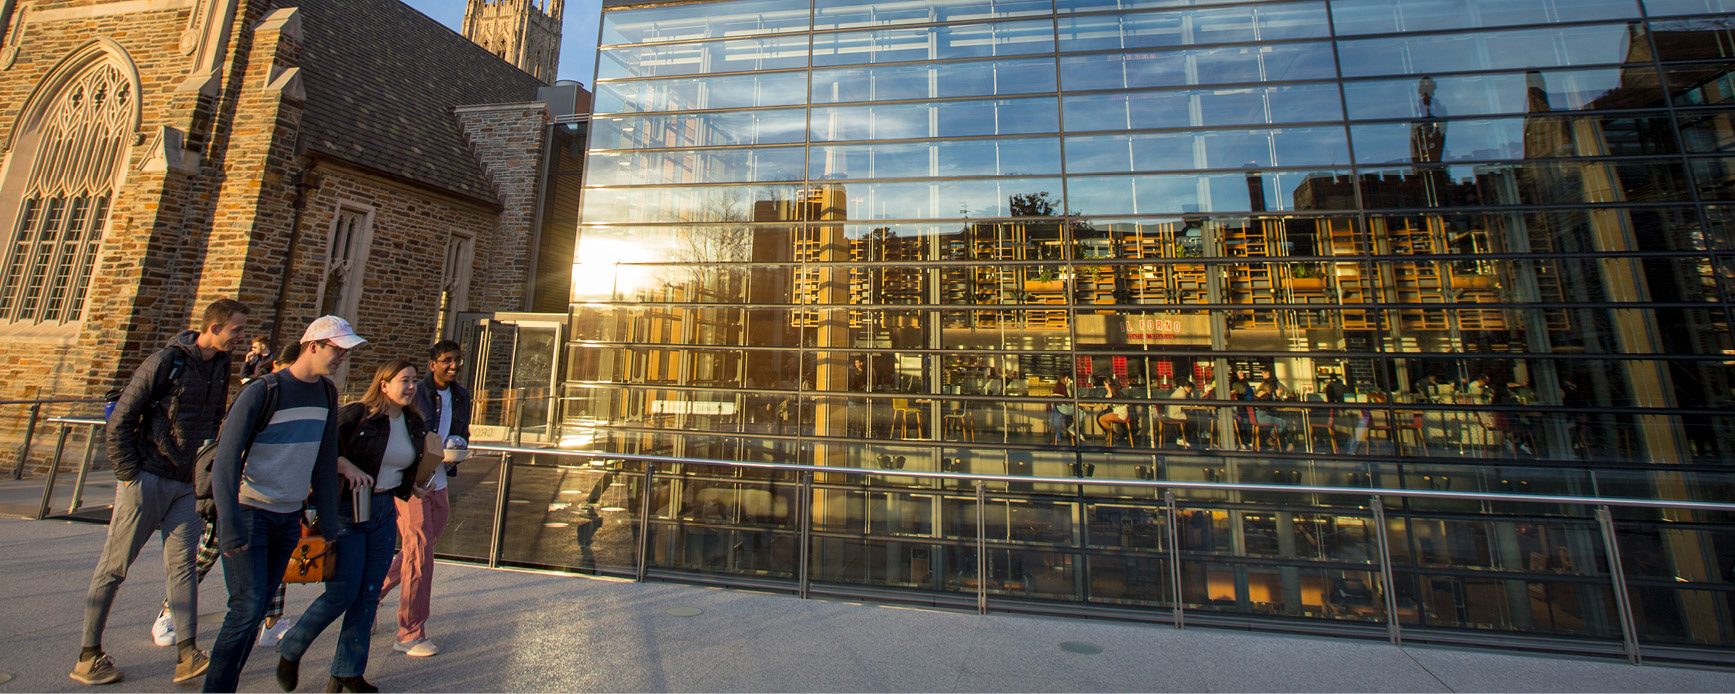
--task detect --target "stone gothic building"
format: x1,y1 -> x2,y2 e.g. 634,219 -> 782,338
0,0 -> 586,432
462,0 -> 560,85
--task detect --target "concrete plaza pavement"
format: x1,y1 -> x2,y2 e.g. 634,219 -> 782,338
2,516 -> 1734,693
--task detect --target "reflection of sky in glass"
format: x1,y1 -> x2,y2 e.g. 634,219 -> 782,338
812,57 -> 1057,103
1063,84 -> 1343,132
1330,0 -> 1639,35
600,0 -> 810,46
1341,68 -> 1653,120
598,35 -> 810,80
1057,3 -> 1330,53
815,0 -> 1054,30
1337,24 -> 1634,78
811,138 -> 1062,179
812,19 -> 1057,67
1060,42 -> 1336,91
595,72 -> 809,115
810,97 -> 1060,141
1067,170 -> 1351,215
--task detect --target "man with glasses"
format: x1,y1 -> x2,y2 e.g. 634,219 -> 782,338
203,316 -> 361,692
379,340 -> 471,657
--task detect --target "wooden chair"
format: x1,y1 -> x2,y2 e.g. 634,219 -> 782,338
891,399 -> 924,439
1244,406 -> 1278,451
943,408 -> 975,441
1156,417 -> 1192,448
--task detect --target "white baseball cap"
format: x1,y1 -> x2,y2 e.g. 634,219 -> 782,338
300,315 -> 367,349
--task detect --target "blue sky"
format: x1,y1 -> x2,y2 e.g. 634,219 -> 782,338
403,0 -> 603,86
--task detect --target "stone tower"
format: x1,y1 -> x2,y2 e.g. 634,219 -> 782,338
462,0 -> 562,85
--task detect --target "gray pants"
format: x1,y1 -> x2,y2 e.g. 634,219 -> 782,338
81,470 -> 199,650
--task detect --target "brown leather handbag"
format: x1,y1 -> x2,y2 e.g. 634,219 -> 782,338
283,523 -> 337,583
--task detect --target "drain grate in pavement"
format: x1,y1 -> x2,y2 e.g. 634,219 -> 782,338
665,606 -> 703,617
1059,641 -> 1102,655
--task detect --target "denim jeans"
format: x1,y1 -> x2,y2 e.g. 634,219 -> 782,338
278,491 -> 398,678
203,505 -> 302,693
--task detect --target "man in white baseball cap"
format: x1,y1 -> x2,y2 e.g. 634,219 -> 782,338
204,316 -> 362,692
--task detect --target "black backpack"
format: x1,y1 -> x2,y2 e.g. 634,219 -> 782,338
193,372 -> 337,500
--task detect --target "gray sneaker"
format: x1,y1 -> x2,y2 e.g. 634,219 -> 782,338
69,654 -> 124,685
172,649 -> 210,684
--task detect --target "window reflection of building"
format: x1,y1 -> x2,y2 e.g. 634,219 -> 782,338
559,0 -> 1735,651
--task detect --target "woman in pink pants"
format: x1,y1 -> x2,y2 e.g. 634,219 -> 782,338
381,341 -> 471,657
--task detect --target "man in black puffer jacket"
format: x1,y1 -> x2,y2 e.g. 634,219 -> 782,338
71,299 -> 249,688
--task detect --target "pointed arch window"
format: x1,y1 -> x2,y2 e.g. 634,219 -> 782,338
0,60 -> 133,327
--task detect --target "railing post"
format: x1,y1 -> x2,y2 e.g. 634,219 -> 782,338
69,426 -> 98,513
12,402 -> 41,479
1164,490 -> 1184,629
35,424 -> 72,520
1596,505 -> 1643,665
488,452 -> 514,568
1370,494 -> 1402,646
510,388 -> 526,447
798,471 -> 813,599
975,480 -> 988,616
636,461 -> 655,582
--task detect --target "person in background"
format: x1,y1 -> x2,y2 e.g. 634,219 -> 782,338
380,340 -> 472,657
1049,374 -> 1079,444
241,337 -> 272,381
1165,379 -> 1196,448
73,300 -> 248,686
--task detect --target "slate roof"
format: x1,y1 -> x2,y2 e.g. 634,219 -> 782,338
292,0 -> 545,206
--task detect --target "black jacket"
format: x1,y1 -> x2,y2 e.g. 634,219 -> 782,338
106,331 -> 232,482
335,402 -> 428,501
412,374 -> 471,442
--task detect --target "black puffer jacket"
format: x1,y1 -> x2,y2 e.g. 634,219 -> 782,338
106,331 -> 232,482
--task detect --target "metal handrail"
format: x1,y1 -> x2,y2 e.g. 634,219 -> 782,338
26,420 -> 1731,664
465,443 -> 1735,513
0,398 -> 106,406
5,398 -> 105,480
458,442 -> 1735,665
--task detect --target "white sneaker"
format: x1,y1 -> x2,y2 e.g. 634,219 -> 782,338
392,638 -> 440,657
151,609 -> 175,647
257,616 -> 295,648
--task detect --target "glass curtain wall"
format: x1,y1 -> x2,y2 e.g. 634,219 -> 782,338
559,0 -> 1735,650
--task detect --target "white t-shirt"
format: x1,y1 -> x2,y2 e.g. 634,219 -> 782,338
430,388 -> 453,491
374,414 -> 415,491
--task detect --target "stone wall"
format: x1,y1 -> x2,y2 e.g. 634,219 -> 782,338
456,102 -> 547,314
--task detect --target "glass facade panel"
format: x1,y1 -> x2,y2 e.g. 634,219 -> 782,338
1055,3 -> 1330,53
595,71 -> 811,114
1336,24 -> 1643,78
572,0 -> 1735,652
815,0 -> 1054,30
1063,83 -> 1345,132
598,35 -> 809,80
810,97 -> 1061,141
1060,41 -> 1337,91
811,19 -> 1057,67
812,57 -> 1059,103
600,0 -> 812,45
1330,0 -> 1640,35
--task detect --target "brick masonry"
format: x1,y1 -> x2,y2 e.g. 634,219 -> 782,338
0,1 -> 553,474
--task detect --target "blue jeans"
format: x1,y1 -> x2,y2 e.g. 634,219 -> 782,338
278,491 -> 398,678
204,506 -> 302,693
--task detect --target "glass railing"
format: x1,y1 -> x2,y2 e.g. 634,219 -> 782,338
444,443 -> 1735,666
24,417 -> 1732,665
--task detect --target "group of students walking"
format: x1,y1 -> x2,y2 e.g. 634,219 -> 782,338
70,300 -> 473,692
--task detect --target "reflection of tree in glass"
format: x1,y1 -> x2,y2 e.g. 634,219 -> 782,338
658,188 -> 754,299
